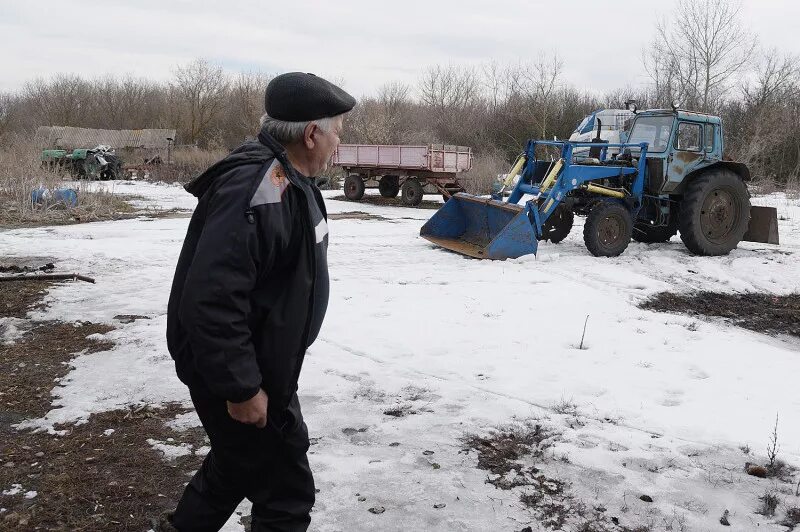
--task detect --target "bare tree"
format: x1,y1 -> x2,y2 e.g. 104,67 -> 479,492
172,59 -> 230,145
521,53 -> 564,137
23,74 -> 95,127
343,82 -> 412,145
418,65 -> 484,145
730,50 -> 800,180
0,92 -> 16,137
225,72 -> 272,143
92,76 -> 166,130
418,65 -> 480,113
645,0 -> 757,111
481,61 -> 506,111
743,49 -> 799,107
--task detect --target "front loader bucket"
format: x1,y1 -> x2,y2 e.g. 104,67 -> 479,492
743,205 -> 779,245
419,193 -> 538,259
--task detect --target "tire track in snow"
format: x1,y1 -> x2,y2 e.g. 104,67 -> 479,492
319,337 -> 724,449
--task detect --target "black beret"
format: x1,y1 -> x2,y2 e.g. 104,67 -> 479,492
265,72 -> 356,122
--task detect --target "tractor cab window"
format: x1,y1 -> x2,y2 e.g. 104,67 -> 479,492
575,115 -> 595,135
627,115 -> 673,153
704,124 -> 715,152
676,122 -> 702,151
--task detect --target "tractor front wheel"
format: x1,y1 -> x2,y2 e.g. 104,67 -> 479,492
542,205 -> 574,243
401,179 -> 424,206
583,201 -> 633,257
344,174 -> 365,200
678,169 -> 750,255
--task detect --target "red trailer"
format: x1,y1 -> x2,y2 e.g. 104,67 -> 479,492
332,144 -> 473,206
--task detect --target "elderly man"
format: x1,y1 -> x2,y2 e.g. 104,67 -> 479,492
163,72 -> 355,531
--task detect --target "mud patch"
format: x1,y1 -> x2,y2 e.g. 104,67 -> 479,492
0,320 -> 114,427
0,280 -> 53,319
383,405 -> 418,417
0,279 -> 206,530
640,291 -> 800,338
463,422 -> 653,532
1,278 -> 114,423
331,194 -> 442,209
0,404 -> 205,531
464,422 -> 558,479
329,211 -> 390,221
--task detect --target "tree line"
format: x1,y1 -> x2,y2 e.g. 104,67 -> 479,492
1,0 -> 798,184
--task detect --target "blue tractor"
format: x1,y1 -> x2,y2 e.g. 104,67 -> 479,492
420,108 -> 779,259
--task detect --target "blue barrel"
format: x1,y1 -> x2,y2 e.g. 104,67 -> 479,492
31,187 -> 47,205
52,188 -> 78,207
30,187 -> 78,208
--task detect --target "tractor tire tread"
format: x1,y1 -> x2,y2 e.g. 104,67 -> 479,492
344,174 -> 365,201
401,179 -> 424,206
583,201 -> 633,257
678,169 -> 750,256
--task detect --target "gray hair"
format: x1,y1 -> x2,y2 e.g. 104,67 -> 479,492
259,113 -> 339,144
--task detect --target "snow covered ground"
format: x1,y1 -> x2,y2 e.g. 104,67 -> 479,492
1,181 -> 799,531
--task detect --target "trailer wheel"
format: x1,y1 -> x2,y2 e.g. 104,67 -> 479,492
583,201 -> 633,257
344,174 -> 365,200
678,168 -> 750,256
541,205 -> 574,243
379,175 -> 400,198
401,179 -> 424,206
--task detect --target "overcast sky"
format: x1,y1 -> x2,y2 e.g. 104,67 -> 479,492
1,0 -> 799,98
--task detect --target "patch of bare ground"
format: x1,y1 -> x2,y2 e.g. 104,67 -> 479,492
639,291 -> 800,338
331,194 -> 442,209
0,404 -> 205,531
328,211 -> 389,221
0,320 -> 114,429
0,280 -> 53,319
464,422 -> 653,532
0,279 -> 205,530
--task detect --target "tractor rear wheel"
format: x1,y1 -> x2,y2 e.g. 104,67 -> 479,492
401,179 -> 424,206
344,174 -> 365,200
678,169 -> 750,255
378,175 -> 400,198
633,218 -> 678,244
542,205 -> 574,243
583,201 -> 633,257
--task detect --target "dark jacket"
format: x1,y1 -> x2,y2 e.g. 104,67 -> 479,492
166,130 -> 329,415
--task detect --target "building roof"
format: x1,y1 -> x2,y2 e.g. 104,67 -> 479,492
35,126 -> 177,150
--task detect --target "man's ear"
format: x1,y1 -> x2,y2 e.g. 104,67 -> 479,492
303,123 -> 317,149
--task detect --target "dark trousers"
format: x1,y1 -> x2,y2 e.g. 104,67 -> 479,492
172,387 -> 315,532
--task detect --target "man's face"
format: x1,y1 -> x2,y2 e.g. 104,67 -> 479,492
306,115 -> 344,175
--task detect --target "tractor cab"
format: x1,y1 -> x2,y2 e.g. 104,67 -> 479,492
626,110 -> 727,194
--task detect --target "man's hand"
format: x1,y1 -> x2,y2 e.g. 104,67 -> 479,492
227,389 -> 268,428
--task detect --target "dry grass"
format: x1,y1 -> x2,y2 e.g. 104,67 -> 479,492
0,136 -> 136,227
750,176 -> 800,196
141,146 -> 228,183
756,490 -> 780,517
460,149 -> 508,195
780,507 -> 800,530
